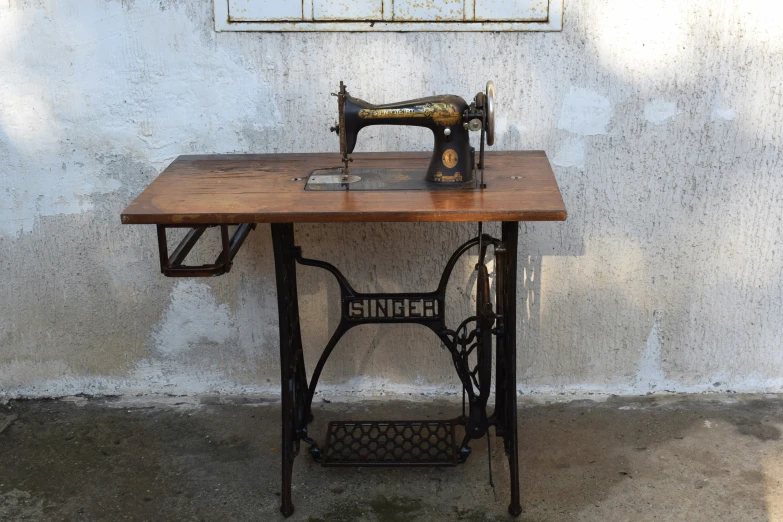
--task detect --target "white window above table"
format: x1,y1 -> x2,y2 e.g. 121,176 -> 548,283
216,0 -> 563,31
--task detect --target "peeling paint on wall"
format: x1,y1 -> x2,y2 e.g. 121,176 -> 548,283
551,137 -> 585,171
557,88 -> 612,136
635,311 -> 665,391
151,281 -> 236,357
712,107 -> 737,121
644,100 -> 680,125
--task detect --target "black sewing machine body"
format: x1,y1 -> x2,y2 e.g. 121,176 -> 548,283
343,94 -> 473,184
308,82 -> 495,191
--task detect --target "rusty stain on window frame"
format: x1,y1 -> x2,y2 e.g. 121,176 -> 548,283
215,0 -> 563,32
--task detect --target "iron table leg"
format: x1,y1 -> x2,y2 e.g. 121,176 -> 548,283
271,223 -> 303,518
500,221 -> 521,517
270,221 -> 522,517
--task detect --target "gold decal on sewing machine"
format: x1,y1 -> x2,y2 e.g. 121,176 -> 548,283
442,149 -> 458,169
358,103 -> 461,126
433,171 -> 463,183
347,297 -> 439,321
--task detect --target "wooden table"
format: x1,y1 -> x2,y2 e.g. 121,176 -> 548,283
122,151 -> 566,518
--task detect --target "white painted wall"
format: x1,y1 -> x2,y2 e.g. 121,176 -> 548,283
1,0 -> 782,399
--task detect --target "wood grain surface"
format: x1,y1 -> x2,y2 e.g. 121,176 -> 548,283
121,151 -> 566,224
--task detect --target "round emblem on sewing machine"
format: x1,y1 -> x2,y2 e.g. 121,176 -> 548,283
442,149 -> 458,169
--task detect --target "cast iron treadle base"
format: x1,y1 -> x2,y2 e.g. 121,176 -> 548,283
321,419 -> 462,467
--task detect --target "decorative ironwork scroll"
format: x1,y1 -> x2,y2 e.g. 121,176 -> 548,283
271,223 -> 521,517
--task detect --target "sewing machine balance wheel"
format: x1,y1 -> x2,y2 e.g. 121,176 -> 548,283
485,81 -> 496,146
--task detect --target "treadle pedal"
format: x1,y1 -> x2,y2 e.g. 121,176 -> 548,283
322,419 -> 461,467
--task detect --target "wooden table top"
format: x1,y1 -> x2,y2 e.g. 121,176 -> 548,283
121,151 -> 566,225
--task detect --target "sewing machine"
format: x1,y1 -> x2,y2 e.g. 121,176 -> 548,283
306,81 -> 496,190
121,78 -> 567,518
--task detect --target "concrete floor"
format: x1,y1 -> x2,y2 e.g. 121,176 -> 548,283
1,395 -> 782,521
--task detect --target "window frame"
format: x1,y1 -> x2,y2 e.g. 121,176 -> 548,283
214,0 -> 563,32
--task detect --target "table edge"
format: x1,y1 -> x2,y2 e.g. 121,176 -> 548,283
121,210 -> 567,225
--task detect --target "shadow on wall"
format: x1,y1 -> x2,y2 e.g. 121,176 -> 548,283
310,18 -> 652,393
139,0 -> 783,394
320,0 -> 783,394
289,218 -> 585,397
294,222 -> 495,389
499,0 -> 783,394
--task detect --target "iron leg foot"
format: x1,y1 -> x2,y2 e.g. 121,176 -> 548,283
508,503 -> 522,517
280,502 -> 294,518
